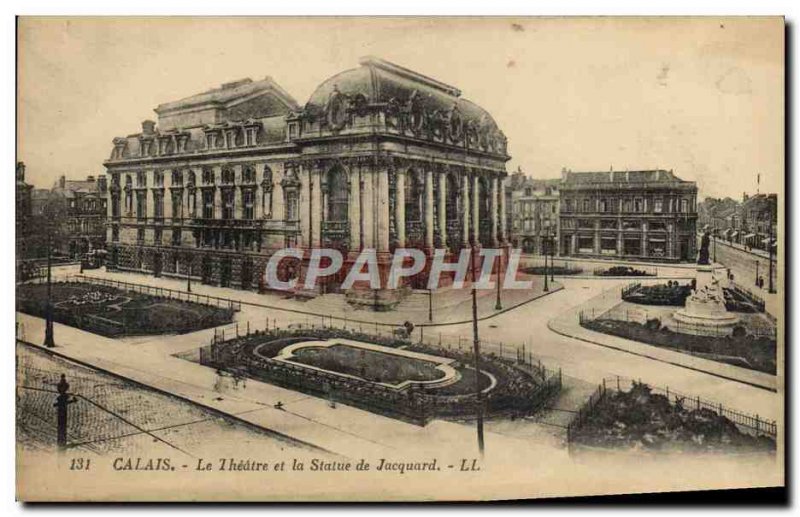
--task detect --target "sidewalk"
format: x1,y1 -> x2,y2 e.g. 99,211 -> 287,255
59,266 -> 561,328
16,312 -> 565,463
547,287 -> 778,392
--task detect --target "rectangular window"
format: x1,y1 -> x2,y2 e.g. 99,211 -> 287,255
577,219 -> 594,229
634,198 -> 643,213
243,190 -> 254,220
112,226 -> 119,242
222,189 -> 235,220
622,220 -> 640,230
600,219 -> 617,230
577,236 -> 594,253
681,199 -> 688,213
286,191 -> 299,221
202,190 -> 214,219
154,192 -> 164,219
154,227 -> 162,245
172,192 -> 182,219
654,198 -> 663,213
601,237 -> 617,255
137,228 -> 145,244
583,199 -> 591,212
172,229 -> 181,246
136,193 -> 146,220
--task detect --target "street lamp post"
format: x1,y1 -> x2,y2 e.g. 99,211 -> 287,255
428,288 -> 433,322
543,238 -> 549,293
43,231 -> 55,348
186,256 -> 192,293
549,233 -> 555,283
494,247 -> 503,311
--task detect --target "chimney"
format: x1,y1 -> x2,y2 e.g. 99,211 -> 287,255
142,120 -> 156,135
86,175 -> 95,182
58,175 -> 66,189
97,175 -> 107,193
561,167 -> 568,181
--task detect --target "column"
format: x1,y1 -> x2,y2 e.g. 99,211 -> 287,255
311,166 -> 322,247
395,169 -> 406,248
438,170 -> 447,247
593,219 -> 601,254
164,170 -> 173,222
461,172 -> 470,246
361,165 -> 374,249
349,165 -> 362,250
641,221 -> 648,257
213,166 -> 222,219
377,166 -> 390,253
491,176 -> 499,247
472,175 -> 480,244
499,176 -> 507,243
425,168 -> 434,249
299,164 -> 310,247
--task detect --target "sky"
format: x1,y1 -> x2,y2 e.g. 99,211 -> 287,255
17,17 -> 784,199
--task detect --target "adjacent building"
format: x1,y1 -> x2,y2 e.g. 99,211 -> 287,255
30,175 -> 108,259
104,57 -> 510,309
558,168 -> 698,262
508,175 -> 560,254
15,162 -> 33,258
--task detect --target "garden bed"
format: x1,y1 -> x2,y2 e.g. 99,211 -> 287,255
570,382 -> 776,453
16,282 -> 235,337
523,266 -> 583,276
195,327 -> 560,424
583,318 -> 776,374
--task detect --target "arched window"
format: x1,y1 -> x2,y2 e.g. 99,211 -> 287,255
187,170 -> 196,186
243,165 -> 256,184
326,166 -> 349,222
221,167 -> 235,184
171,170 -> 183,186
202,167 -> 214,185
405,170 -> 423,222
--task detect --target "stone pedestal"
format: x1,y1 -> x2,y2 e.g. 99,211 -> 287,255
670,266 -> 740,337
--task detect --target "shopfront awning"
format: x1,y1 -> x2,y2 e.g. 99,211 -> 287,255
730,231 -> 739,238
743,233 -> 756,241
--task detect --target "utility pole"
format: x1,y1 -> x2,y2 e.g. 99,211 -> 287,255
550,233 -> 555,283
428,288 -> 433,322
470,245 -> 485,457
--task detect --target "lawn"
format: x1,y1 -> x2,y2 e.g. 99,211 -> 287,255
16,282 -> 234,337
287,344 -> 445,385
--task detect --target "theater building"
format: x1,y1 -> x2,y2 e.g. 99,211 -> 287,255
104,57 -> 510,309
558,169 -> 698,262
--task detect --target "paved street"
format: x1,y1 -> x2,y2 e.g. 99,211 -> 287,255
15,264 -> 782,499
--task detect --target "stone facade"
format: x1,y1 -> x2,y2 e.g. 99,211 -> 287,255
104,57 -> 510,309
558,169 -> 698,262
508,174 -> 560,255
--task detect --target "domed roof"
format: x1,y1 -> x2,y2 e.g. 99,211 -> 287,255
305,57 -> 502,136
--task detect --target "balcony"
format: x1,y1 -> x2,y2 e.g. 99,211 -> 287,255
189,217 -> 265,229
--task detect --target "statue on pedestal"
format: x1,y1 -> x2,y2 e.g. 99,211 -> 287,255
697,230 -> 710,265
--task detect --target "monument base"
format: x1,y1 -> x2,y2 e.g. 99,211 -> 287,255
669,266 -> 740,337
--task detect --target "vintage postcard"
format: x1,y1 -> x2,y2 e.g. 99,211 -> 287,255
15,16 -> 785,502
